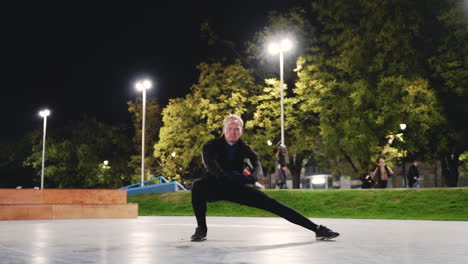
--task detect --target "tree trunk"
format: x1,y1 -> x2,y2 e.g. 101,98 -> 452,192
288,153 -> 303,189
267,171 -> 272,189
447,152 -> 461,187
441,152 -> 461,187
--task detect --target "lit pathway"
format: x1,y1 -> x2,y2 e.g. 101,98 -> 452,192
0,216 -> 466,263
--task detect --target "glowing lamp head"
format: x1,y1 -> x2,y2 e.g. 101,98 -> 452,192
267,140 -> 273,146
400,123 -> 407,130
268,39 -> 293,54
39,109 -> 50,118
135,79 -> 152,91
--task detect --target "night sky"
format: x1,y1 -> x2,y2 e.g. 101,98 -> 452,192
2,1 -> 301,141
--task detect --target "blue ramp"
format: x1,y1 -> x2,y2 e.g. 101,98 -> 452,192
119,176 -> 187,195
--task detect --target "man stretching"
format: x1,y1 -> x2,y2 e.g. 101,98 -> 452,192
190,114 -> 339,241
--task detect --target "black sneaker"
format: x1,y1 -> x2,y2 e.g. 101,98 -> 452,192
191,227 -> 207,242
315,225 -> 339,240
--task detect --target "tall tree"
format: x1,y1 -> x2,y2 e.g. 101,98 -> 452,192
242,8 -> 322,188
295,0 -> 449,179
127,97 -> 163,182
427,0 -> 468,186
154,61 -> 260,182
0,134 -> 37,188
23,116 -> 133,188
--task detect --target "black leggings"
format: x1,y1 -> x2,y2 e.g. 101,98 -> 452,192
191,178 -> 318,232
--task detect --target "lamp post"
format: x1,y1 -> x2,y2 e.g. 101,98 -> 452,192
38,109 -> 50,189
266,140 -> 273,188
268,39 -> 293,147
400,123 -> 407,187
135,79 -> 152,186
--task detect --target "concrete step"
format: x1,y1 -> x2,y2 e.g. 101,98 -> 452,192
0,189 -> 138,220
0,189 -> 128,204
0,203 -> 138,220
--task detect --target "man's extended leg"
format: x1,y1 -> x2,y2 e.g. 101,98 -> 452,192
224,185 -> 339,240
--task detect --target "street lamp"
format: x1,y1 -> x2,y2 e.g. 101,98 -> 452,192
135,79 -> 152,186
400,123 -> 407,187
268,38 -> 293,147
38,109 -> 50,189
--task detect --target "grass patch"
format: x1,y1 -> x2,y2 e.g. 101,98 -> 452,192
128,188 -> 468,221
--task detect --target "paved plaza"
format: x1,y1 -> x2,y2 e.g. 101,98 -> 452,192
0,216 -> 467,264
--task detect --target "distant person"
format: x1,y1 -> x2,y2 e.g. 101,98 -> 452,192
275,164 -> 287,189
371,159 -> 394,188
190,114 -> 339,241
360,171 -> 375,189
275,145 -> 289,189
407,160 -> 421,188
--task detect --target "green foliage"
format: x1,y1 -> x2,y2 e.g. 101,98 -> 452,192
0,134 -> 37,187
151,0 -> 466,186
291,0 -> 450,176
244,77 -> 320,187
154,61 -> 260,182
429,0 -> 468,97
242,9 -> 323,187
23,116 -> 133,188
427,0 -> 468,166
244,79 -> 284,172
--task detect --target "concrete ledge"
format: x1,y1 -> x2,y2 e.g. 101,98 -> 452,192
0,203 -> 138,220
0,189 -> 128,204
0,189 -> 138,220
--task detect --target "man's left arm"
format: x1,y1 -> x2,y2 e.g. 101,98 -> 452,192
245,145 -> 263,183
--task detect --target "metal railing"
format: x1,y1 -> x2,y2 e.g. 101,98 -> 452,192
120,176 -> 187,195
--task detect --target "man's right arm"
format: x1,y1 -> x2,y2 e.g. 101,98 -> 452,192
202,141 -> 224,180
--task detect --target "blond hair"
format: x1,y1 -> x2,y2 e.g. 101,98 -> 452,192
223,114 -> 244,128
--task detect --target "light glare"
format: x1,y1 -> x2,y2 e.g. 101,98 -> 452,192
269,38 -> 293,54
135,79 -> 152,92
39,109 -> 50,118
312,177 -> 326,185
142,80 -> 152,89
268,43 -> 280,54
400,123 -> 407,130
280,39 -> 292,51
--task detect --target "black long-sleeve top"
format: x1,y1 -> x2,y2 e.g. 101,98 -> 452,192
201,136 -> 263,184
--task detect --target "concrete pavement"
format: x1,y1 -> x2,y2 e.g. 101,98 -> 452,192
0,216 -> 466,263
